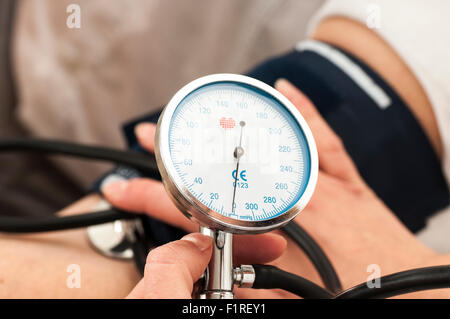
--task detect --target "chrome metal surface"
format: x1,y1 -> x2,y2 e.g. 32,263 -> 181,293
155,73 -> 318,234
234,264 -> 256,288
87,200 -> 135,259
199,226 -> 234,299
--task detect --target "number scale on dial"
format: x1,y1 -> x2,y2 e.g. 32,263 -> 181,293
167,82 -> 310,222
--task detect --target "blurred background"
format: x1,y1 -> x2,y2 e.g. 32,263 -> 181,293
1,0 -> 449,254
0,0 -> 324,217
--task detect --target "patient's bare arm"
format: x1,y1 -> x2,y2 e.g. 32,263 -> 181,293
0,194 -> 141,298
0,191 -> 287,298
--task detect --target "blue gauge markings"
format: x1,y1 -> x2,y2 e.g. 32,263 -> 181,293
168,81 -> 311,222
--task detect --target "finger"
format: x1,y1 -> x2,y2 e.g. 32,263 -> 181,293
234,233 -> 287,265
127,279 -> 145,299
104,179 -> 287,264
295,170 -> 366,232
103,178 -> 197,232
275,79 -> 364,185
134,233 -> 212,299
135,123 -> 157,153
298,171 -> 344,215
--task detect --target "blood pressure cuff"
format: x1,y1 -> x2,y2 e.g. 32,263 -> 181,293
94,40 -> 449,234
247,41 -> 450,232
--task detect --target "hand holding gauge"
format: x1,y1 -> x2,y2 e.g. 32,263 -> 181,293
155,74 -> 318,298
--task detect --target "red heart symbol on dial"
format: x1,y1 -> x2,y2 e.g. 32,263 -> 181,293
219,117 -> 236,129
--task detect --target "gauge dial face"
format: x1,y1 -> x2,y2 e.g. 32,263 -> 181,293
161,77 -> 315,228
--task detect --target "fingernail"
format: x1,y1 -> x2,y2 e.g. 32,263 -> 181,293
102,180 -> 128,198
135,123 -> 154,140
182,233 -> 212,252
274,78 -> 290,89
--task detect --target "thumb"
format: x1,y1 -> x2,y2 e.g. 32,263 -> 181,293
127,233 -> 212,299
275,78 -> 364,185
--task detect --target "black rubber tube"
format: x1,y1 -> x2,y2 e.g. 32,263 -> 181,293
282,221 -> 342,293
0,208 -> 136,233
0,138 -> 342,294
252,264 -> 333,299
0,138 -> 161,180
335,265 -> 450,299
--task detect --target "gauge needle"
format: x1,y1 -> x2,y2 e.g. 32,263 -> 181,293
231,121 -> 245,214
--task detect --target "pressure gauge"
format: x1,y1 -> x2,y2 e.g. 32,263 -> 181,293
155,74 -> 317,234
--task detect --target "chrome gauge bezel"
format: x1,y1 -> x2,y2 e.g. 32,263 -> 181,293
155,74 -> 318,234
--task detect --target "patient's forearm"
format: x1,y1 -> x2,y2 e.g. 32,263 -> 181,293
0,194 -> 140,298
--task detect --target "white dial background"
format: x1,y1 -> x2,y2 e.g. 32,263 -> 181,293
168,82 -> 311,222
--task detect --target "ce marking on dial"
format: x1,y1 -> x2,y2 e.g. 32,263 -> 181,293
232,169 -> 247,182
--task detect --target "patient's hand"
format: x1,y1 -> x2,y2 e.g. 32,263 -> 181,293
104,79 -> 439,298
268,80 -> 437,294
